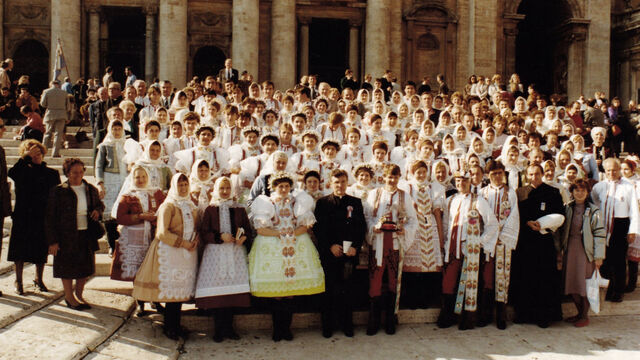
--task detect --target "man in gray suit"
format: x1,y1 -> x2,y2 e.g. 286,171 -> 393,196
41,79 -> 70,157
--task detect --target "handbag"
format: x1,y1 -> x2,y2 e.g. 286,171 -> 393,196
611,124 -> 622,137
86,184 -> 106,245
586,269 -> 609,314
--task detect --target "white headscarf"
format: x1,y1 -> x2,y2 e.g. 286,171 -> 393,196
110,165 -> 157,218
165,173 -> 196,209
260,150 -> 288,176
102,120 -> 126,147
210,176 -> 234,207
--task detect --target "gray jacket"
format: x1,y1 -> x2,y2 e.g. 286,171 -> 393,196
40,87 -> 70,122
555,201 -> 606,262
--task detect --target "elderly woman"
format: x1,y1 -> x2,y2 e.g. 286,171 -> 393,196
133,173 -> 200,340
196,176 -> 253,342
556,179 -> 606,327
119,100 -> 139,141
8,139 -> 60,295
46,158 -> 104,309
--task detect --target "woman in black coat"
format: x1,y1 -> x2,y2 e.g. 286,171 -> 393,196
8,139 -> 60,295
46,158 -> 104,310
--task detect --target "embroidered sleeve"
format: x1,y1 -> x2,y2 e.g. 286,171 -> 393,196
250,195 -> 275,229
477,196 -> 499,256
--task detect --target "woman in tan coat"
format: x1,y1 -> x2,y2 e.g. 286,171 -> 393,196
133,173 -> 199,340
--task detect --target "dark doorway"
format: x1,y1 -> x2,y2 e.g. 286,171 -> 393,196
101,7 -> 146,85
13,40 -> 49,97
308,18 -> 349,87
193,46 -> 227,80
516,0 -> 572,96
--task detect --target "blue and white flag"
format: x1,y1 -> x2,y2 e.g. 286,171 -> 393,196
52,41 -> 65,81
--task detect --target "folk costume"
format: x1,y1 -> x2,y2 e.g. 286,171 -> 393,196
438,186 -> 498,329
364,186 -> 418,335
133,174 -> 200,339
478,183 -> 519,329
196,177 -> 253,342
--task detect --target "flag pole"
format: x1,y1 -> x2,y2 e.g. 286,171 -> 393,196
57,38 -> 71,80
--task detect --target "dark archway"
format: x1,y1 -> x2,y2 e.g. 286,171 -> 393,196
516,0 -> 572,96
193,46 -> 226,80
102,6 -> 145,85
309,18 -> 349,87
12,39 -> 49,96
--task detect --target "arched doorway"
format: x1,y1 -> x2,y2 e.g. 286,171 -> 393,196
102,6 -> 146,85
193,46 -> 226,80
515,0 -> 572,96
12,40 -> 49,96
309,18 -> 349,87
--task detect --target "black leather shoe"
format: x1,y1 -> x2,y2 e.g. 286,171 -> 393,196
33,279 -> 49,292
64,300 -> 85,311
163,328 -> 180,340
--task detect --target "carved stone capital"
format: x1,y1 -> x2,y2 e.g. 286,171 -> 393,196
298,16 -> 311,26
348,18 -> 363,28
142,5 -> 159,16
86,5 -> 101,15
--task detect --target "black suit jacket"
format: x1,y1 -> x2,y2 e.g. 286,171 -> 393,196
313,194 -> 367,265
218,68 -> 239,84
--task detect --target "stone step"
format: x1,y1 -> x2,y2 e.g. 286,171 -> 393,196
179,289 -> 640,333
0,289 -> 135,360
2,126 -> 93,140
83,317 -> 181,360
0,263 -> 64,329
4,147 -> 94,157
6,155 -> 94,166
95,254 -> 113,277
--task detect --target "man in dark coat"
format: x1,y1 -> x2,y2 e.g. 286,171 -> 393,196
0,119 -> 9,296
314,169 -> 367,338
511,164 -> 565,328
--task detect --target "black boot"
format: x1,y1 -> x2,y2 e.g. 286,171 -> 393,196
224,310 -> 240,340
496,302 -> 507,330
320,308 -> 333,339
385,292 -> 397,335
626,261 -> 638,293
281,299 -> 294,341
436,295 -> 456,328
458,310 -> 475,330
477,289 -> 494,327
271,300 -> 282,342
213,310 -> 225,343
135,301 -> 148,317
366,297 -> 381,335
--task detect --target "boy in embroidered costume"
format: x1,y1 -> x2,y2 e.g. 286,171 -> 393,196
364,164 -> 417,335
437,170 -> 498,330
478,160 -> 520,329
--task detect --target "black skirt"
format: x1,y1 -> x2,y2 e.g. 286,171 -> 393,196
53,230 -> 96,279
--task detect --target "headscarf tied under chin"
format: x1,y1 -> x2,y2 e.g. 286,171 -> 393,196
210,176 -> 234,206
166,173 -> 196,208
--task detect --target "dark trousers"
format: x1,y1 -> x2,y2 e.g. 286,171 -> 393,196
368,232 -> 399,298
602,218 -> 630,295
322,260 -> 356,328
164,302 -> 182,331
442,258 -> 462,294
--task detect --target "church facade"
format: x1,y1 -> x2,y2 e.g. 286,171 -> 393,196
1,0 -> 637,104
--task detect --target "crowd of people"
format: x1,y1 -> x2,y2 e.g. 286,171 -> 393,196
0,57 -> 639,344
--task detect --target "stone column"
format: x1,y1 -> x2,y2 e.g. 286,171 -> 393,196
502,14 -> 524,78
232,0 -> 259,78
389,2 -> 403,81
51,0 -> 81,80
585,0 -> 610,97
143,6 -> 158,83
87,6 -> 100,79
270,0 -> 295,90
298,17 -> 310,78
348,19 -> 361,79
365,0 -> 390,78
0,0 -> 4,60
567,31 -> 587,102
158,0 -> 187,87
